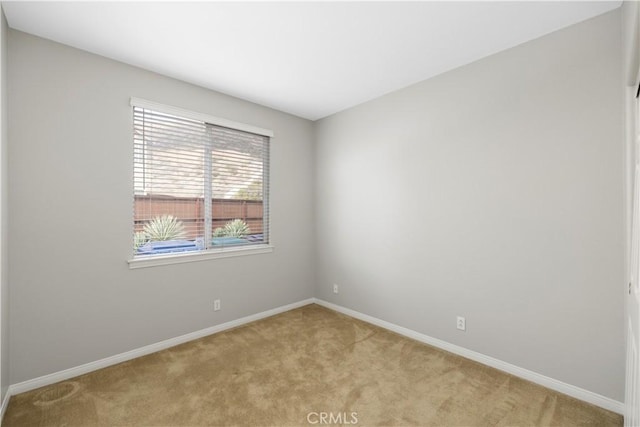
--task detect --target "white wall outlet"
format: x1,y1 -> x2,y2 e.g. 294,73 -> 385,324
333,284 -> 339,294
214,299 -> 221,311
457,316 -> 466,331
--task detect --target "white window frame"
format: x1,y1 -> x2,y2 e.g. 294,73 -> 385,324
127,98 -> 274,269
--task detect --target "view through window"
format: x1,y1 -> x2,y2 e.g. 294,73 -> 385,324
133,104 -> 270,257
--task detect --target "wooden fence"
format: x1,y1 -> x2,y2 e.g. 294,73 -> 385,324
134,195 -> 263,239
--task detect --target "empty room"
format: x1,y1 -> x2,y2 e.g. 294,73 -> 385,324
0,0 -> 637,426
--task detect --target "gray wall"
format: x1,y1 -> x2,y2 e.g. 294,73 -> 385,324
1,7 -> 8,401
623,1 -> 639,287
315,10 -> 625,401
8,30 -> 315,384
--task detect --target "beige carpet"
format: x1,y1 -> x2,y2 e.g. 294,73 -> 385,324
3,304 -> 622,426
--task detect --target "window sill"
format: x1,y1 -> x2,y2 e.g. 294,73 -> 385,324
128,244 -> 274,269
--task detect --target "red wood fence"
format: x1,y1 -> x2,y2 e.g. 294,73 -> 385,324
134,196 -> 263,239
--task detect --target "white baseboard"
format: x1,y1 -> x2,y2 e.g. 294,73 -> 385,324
0,388 -> 10,423
6,298 -> 315,399
312,298 -> 625,415
1,297 -> 624,420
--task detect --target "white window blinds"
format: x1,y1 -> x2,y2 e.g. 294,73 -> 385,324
133,103 -> 270,257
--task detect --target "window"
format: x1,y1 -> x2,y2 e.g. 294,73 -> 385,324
130,98 -> 272,265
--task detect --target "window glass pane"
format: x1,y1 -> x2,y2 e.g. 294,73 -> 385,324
210,125 -> 267,246
134,108 -> 207,255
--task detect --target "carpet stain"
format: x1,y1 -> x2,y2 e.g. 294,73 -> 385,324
32,381 -> 81,406
3,304 -> 623,426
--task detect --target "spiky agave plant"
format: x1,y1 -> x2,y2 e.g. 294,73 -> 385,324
143,215 -> 186,241
222,219 -> 250,237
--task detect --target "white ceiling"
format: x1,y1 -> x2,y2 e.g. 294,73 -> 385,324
3,1 -> 621,120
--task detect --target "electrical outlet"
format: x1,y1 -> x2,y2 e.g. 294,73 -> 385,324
333,284 -> 339,294
214,299 -> 221,311
457,316 -> 466,331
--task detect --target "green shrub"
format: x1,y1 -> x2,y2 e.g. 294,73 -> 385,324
133,231 -> 148,251
213,219 -> 250,238
143,215 -> 186,241
235,180 -> 263,201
